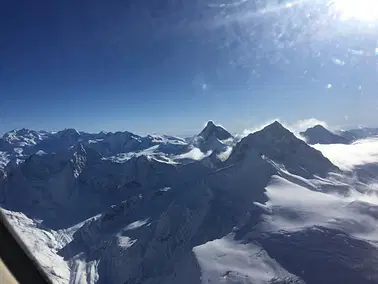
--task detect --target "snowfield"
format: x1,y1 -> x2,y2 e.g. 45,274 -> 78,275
193,234 -> 304,284
2,122 -> 378,284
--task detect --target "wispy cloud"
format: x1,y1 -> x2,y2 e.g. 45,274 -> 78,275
216,146 -> 233,162
290,118 -> 328,132
242,118 -> 282,137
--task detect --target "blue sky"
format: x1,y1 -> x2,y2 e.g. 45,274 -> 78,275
1,0 -> 378,136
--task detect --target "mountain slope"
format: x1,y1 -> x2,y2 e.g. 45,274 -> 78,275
58,144 -> 276,284
0,144 -> 183,229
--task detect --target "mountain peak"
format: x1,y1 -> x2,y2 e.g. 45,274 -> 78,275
311,124 -> 327,130
300,125 -> 350,145
231,121 -> 297,158
198,121 -> 232,141
229,121 -> 337,178
302,124 -> 332,134
200,121 -> 217,135
262,121 -> 289,133
246,121 -> 294,142
206,120 -> 216,128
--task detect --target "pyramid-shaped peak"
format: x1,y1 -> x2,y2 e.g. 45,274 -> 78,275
206,120 -> 216,127
234,121 -> 296,156
253,121 -> 294,139
263,120 -> 288,131
198,121 -> 232,141
301,124 -> 334,135
229,120 -> 338,178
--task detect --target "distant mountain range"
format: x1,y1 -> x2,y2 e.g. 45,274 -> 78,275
1,121 -> 378,284
339,127 -> 378,141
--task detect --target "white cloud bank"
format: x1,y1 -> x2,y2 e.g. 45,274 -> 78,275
176,148 -> 211,160
314,138 -> 378,171
257,138 -> 378,244
291,118 -> 328,132
216,146 -> 233,162
258,174 -> 378,244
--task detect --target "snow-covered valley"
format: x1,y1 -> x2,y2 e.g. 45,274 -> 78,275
2,122 -> 378,284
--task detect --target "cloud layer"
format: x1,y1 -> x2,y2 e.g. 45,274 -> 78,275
176,148 -> 210,160
314,138 -> 378,171
258,139 -> 378,244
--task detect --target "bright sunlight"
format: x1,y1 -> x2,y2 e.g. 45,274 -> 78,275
331,0 -> 378,21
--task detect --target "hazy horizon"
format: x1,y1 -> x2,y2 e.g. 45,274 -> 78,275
0,117 -> 376,138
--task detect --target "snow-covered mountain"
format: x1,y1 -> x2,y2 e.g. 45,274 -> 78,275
1,121 -> 378,284
232,121 -> 339,178
300,125 -> 351,145
0,128 -> 190,166
0,128 -> 49,153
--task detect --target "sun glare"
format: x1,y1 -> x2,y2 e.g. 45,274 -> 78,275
331,0 -> 378,21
